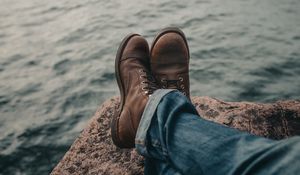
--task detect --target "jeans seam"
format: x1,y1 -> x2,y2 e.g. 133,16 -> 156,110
135,89 -> 176,152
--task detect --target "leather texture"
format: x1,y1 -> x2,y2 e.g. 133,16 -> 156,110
112,34 -> 156,148
150,28 -> 190,98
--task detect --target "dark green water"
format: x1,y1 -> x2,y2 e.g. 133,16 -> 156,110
0,0 -> 300,174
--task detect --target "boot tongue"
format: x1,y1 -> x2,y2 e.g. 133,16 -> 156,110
166,80 -> 179,89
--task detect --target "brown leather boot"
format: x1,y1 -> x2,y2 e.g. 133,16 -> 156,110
150,27 -> 190,98
111,34 -> 157,148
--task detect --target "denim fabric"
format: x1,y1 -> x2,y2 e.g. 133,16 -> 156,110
135,90 -> 300,175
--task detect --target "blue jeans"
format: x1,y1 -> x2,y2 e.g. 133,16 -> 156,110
135,90 -> 300,175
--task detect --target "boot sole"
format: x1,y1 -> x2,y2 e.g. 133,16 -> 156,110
111,33 -> 140,148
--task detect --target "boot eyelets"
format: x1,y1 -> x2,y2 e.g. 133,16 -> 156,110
139,72 -> 158,96
160,77 -> 186,96
141,86 -> 146,90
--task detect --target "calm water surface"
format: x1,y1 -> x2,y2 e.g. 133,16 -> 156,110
0,0 -> 300,174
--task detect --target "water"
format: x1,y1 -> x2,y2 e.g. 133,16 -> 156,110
0,0 -> 300,174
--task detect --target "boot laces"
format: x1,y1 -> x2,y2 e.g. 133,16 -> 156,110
139,69 -> 157,95
161,76 -> 186,96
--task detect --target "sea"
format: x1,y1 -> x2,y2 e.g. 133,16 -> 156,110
0,0 -> 300,174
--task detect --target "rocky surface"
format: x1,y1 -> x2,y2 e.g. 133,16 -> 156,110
51,96 -> 300,175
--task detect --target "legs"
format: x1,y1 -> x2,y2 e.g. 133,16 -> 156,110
111,28 -> 300,174
136,90 -> 300,175
111,27 -> 189,148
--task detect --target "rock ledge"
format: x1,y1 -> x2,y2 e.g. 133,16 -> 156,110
51,97 -> 300,175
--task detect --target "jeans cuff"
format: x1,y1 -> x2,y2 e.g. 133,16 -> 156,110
135,89 -> 176,155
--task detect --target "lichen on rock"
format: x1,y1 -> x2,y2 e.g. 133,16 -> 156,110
51,97 -> 300,175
